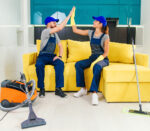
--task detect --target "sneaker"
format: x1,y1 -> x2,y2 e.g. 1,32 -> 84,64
55,88 -> 67,98
74,88 -> 87,98
39,89 -> 45,98
92,93 -> 99,105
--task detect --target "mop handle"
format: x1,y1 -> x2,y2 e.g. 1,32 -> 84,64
132,39 -> 142,111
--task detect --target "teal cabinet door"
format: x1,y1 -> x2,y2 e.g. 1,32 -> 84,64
33,0 -> 58,4
75,6 -> 99,24
33,5 -> 73,24
128,5 -> 141,25
120,0 -> 140,5
99,5 -> 119,18
119,5 -> 129,25
99,0 -> 120,4
75,0 -> 120,5
30,0 -> 141,25
119,4 -> 140,25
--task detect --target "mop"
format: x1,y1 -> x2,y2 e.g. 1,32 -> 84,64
128,38 -> 150,115
21,79 -> 46,129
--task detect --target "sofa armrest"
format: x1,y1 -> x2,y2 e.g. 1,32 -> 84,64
23,52 -> 37,81
135,53 -> 149,67
23,52 -> 37,67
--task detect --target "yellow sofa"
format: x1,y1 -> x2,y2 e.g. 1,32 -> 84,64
23,39 -> 150,102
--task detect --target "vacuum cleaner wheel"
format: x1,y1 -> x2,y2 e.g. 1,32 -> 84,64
1,100 -> 18,108
1,100 -> 10,108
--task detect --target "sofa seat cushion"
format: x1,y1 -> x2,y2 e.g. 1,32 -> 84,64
103,63 -> 150,82
65,62 -> 104,92
27,64 -> 56,91
26,63 -> 80,91
26,62 -> 104,91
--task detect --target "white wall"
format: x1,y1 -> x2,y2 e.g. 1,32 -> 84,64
0,0 -> 21,25
0,0 -> 36,82
140,0 -> 150,55
133,0 -> 150,68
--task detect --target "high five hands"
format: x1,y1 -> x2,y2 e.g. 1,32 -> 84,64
71,7 -> 76,26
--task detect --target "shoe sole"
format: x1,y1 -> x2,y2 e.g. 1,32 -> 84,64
92,103 -> 98,106
55,93 -> 67,98
73,93 -> 87,98
92,100 -> 99,106
39,95 -> 45,98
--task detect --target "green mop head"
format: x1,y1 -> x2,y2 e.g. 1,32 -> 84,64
129,109 -> 150,115
123,107 -> 150,117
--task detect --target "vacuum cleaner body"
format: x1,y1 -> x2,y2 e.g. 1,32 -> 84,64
0,80 -> 37,108
0,73 -> 46,129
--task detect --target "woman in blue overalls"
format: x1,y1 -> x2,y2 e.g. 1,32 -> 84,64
71,14 -> 110,105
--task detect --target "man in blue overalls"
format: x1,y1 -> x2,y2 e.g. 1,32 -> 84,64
36,7 -> 74,98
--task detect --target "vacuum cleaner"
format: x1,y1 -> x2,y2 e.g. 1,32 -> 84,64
0,73 -> 46,129
0,80 -> 37,110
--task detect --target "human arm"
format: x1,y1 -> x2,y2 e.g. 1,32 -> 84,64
50,7 -> 75,34
71,7 -> 89,36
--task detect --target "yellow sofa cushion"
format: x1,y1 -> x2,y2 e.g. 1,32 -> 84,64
67,40 -> 91,62
26,62 -> 104,92
64,62 -> 79,91
64,62 -> 103,92
26,63 -> 80,91
136,53 -> 149,67
103,63 -> 150,82
27,64 -> 56,91
108,42 -> 134,64
36,40 -> 67,63
67,40 -> 134,64
103,82 -> 150,102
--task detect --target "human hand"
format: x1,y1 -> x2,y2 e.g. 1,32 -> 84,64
69,6 -> 75,17
90,55 -> 104,69
53,56 -> 61,61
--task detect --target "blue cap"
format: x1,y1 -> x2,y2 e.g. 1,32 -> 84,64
44,16 -> 59,25
92,16 -> 107,27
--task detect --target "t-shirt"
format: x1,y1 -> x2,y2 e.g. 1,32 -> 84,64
40,28 -> 60,51
88,30 -> 109,49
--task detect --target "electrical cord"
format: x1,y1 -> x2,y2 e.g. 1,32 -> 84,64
0,111 -> 9,122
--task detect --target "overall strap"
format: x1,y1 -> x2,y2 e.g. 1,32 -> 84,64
91,31 -> 105,40
99,33 -> 105,52
41,34 -> 56,52
53,33 -> 56,38
99,33 -> 105,40
91,31 -> 95,38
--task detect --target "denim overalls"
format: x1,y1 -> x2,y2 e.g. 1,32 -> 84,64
35,35 -> 64,90
75,31 -> 109,92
